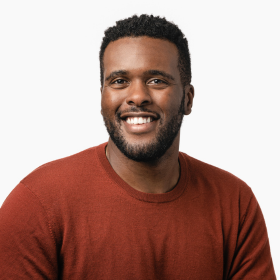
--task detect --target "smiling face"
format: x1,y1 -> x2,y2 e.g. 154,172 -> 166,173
101,36 -> 193,162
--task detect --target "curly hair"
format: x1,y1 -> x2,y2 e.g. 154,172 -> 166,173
99,14 -> 191,87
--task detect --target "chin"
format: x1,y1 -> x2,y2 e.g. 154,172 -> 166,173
103,110 -> 183,162
113,136 -> 176,162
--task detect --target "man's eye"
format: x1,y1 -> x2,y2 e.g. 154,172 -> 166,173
150,79 -> 166,84
112,79 -> 126,84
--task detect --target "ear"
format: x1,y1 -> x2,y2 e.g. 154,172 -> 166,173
184,84 -> 195,115
100,86 -> 103,116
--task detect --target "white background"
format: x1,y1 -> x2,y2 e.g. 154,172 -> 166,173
0,0 -> 279,276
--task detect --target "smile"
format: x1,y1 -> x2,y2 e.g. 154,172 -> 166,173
125,117 -> 154,125
122,117 -> 157,134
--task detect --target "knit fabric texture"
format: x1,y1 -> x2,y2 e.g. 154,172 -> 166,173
0,142 -> 276,279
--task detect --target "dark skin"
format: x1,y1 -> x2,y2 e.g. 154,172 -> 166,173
101,36 -> 194,194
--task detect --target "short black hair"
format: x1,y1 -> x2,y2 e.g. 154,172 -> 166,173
99,14 -> 191,87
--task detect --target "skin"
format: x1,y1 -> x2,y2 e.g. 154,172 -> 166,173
101,36 -> 194,194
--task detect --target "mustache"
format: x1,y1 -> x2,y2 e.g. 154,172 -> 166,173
116,107 -> 160,120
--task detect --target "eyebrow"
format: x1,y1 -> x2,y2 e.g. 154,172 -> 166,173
143,70 -> 175,81
105,69 -> 175,82
105,70 -> 128,82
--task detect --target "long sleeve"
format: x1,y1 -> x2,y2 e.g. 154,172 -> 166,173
228,192 -> 276,279
0,183 -> 58,279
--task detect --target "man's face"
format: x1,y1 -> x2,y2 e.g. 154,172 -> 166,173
101,36 -> 191,162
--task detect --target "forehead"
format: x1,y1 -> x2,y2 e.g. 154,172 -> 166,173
103,36 -> 179,77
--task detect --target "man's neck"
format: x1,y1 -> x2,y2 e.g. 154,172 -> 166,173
105,138 -> 180,194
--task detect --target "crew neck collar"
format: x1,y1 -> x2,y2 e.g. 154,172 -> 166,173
96,142 -> 189,203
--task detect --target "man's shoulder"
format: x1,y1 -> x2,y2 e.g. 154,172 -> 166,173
20,143 -> 106,193
180,152 -> 253,198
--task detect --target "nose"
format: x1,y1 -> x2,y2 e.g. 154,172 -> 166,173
126,81 -> 152,107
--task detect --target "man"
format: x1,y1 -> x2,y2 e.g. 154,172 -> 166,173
0,14 -> 276,279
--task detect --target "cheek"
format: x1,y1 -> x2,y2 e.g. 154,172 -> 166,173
101,90 -> 123,116
152,92 -> 182,117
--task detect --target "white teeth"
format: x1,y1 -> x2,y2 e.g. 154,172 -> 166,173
126,117 -> 153,124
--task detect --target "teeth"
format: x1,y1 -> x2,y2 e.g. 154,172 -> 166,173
126,117 -> 153,125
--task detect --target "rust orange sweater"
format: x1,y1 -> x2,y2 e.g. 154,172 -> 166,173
0,142 -> 276,279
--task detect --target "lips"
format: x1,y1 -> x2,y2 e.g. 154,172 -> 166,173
120,111 -> 159,120
121,116 -> 158,134
118,111 -> 160,134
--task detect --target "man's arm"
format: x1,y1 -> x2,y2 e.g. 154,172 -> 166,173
0,183 -> 58,279
228,191 -> 276,279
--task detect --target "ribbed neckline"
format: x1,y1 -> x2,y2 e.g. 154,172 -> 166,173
96,142 -> 189,203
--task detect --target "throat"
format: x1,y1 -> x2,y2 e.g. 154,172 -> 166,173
105,144 -> 180,194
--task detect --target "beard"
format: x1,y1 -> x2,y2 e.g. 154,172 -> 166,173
103,92 -> 185,162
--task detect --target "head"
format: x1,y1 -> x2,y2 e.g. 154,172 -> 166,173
100,15 -> 194,162
100,14 -> 191,88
